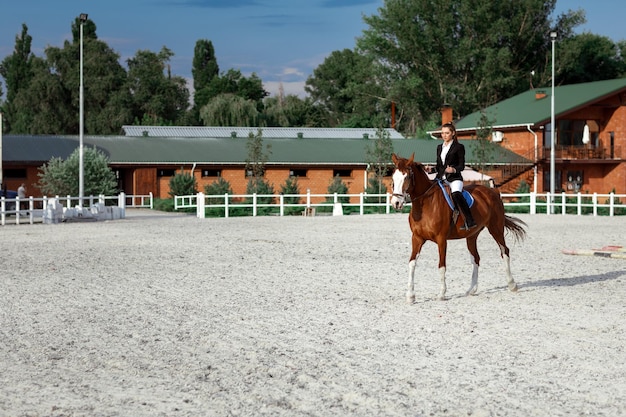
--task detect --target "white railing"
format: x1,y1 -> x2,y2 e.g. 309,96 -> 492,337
176,191 -> 626,218
0,192 -> 153,226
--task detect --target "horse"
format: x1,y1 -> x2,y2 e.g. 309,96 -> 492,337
390,153 -> 527,303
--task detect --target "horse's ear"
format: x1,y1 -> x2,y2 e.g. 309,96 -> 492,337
408,153 -> 415,164
391,153 -> 398,165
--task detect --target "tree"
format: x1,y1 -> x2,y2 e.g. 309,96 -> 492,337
191,39 -> 220,124
126,47 -> 190,126
204,177 -> 233,217
262,93 -> 328,127
326,175 -> 349,205
245,129 -> 271,180
365,128 -> 394,198
37,147 -> 118,196
357,0 -> 585,133
200,93 -> 259,126
280,176 -> 301,215
471,110 -> 497,180
168,170 -> 197,198
2,18 -> 132,134
305,48 -> 386,128
244,129 -> 274,212
557,33 -> 626,85
0,24 -> 40,133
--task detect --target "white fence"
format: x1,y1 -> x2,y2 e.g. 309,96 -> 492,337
176,191 -> 626,218
0,192 -> 153,226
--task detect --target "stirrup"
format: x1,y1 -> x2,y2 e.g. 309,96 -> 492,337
460,221 -> 477,231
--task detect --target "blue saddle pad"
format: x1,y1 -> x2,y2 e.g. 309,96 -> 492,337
436,180 -> 474,210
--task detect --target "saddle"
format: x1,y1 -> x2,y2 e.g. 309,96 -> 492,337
436,180 -> 474,210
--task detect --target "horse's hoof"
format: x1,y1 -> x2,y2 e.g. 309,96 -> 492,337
466,288 -> 478,296
406,294 -> 416,304
508,283 -> 518,292
437,295 -> 447,301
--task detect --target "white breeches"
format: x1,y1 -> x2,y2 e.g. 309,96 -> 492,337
448,180 -> 463,193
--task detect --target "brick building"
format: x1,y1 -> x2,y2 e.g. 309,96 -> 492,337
436,78 -> 626,194
1,128 -> 523,202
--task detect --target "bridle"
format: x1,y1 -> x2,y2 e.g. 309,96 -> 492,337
393,165 -> 439,202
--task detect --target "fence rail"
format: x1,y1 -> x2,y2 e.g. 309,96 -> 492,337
176,191 -> 626,218
0,192 -> 153,226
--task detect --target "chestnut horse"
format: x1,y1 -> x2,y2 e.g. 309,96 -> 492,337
390,153 -> 527,303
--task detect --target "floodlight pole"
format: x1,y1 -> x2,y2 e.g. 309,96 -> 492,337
549,31 -> 557,214
79,13 -> 88,209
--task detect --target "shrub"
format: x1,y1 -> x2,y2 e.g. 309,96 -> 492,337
169,171 -> 197,198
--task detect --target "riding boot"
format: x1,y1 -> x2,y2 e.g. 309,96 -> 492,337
452,191 -> 476,230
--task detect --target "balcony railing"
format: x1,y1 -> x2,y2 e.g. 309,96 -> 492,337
539,145 -> 622,160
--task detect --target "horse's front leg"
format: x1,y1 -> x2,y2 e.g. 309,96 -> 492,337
436,240 -> 448,301
465,236 -> 480,296
407,237 -> 425,304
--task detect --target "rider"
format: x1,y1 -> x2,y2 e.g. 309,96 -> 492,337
435,122 -> 477,230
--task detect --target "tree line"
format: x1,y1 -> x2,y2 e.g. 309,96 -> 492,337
1,0 -> 625,137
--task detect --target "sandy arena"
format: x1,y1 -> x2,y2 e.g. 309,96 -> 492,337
1,210 -> 625,416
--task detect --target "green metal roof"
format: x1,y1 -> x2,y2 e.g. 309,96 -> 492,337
3,135 -> 527,167
455,78 -> 626,130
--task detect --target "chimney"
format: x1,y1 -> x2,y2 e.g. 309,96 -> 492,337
441,104 -> 453,125
535,90 -> 547,100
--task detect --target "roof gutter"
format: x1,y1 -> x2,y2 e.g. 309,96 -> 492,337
428,123 -> 537,136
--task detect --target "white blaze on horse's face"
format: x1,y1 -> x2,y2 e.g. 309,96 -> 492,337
390,168 -> 408,210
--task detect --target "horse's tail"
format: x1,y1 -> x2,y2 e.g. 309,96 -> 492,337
504,215 -> 527,242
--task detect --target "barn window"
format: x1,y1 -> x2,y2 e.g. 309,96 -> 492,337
333,169 -> 352,178
289,169 -> 307,177
3,169 -> 27,179
157,169 -> 176,177
202,169 -> 221,178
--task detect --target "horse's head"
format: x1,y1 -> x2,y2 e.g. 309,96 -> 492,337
390,153 -> 415,210
390,153 -> 431,210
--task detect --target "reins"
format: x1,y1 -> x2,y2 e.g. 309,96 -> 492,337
401,166 -> 439,202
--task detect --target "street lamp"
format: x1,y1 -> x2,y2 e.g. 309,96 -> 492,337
549,31 -> 557,214
79,13 -> 88,210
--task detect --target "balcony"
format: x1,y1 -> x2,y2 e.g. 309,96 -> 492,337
539,145 -> 623,161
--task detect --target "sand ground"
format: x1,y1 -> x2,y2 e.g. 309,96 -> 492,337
1,210 -> 625,417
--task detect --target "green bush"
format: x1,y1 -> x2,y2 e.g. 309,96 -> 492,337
204,177 -> 234,217
280,176 -> 302,215
169,171 -> 197,198
245,178 -> 276,216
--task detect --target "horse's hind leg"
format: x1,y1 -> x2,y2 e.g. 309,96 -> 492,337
487,223 -> 518,292
465,236 -> 480,296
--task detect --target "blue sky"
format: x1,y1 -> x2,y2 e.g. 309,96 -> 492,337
0,0 -> 624,99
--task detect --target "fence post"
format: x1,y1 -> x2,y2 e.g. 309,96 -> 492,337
279,194 -> 284,217
359,193 -> 364,215
386,193 -> 391,214
224,193 -> 229,218
196,192 -> 205,218
530,192 -> 536,215
609,192 -> 615,217
593,193 -> 598,216
561,192 -> 566,215
253,193 -> 257,217
306,189 -> 311,208
28,197 -> 34,224
576,192 -> 582,216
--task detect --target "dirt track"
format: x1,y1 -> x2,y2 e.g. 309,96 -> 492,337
1,211 -> 625,416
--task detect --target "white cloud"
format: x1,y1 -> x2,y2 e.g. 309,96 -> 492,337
263,80 -> 307,98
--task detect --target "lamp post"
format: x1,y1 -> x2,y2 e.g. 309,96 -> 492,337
549,31 -> 557,214
79,13 -> 88,209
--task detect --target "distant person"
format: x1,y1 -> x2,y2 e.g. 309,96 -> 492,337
435,123 -> 476,230
17,183 -> 27,212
